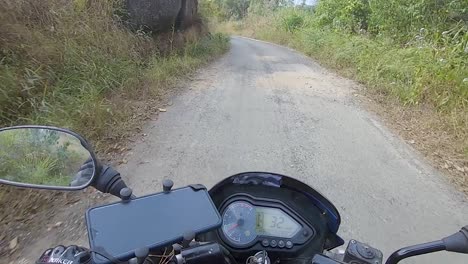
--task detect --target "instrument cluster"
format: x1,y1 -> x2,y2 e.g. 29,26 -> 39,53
219,195 -> 315,251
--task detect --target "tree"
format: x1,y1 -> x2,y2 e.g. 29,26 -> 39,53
221,0 -> 250,19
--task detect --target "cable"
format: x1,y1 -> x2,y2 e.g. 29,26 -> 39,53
88,250 -> 125,264
161,249 -> 175,264
219,244 -> 238,264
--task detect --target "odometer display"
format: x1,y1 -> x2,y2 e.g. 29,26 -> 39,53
255,207 -> 300,238
221,201 -> 303,247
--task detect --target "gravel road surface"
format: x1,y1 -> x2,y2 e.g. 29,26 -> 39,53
119,37 -> 467,263
15,36 -> 468,264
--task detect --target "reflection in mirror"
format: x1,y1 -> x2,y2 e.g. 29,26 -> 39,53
0,128 -> 95,188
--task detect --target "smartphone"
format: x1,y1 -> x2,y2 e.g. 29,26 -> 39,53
86,185 -> 222,263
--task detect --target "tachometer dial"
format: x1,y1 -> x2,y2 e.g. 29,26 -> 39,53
221,201 -> 257,246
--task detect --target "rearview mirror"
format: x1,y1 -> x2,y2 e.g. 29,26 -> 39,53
0,126 -> 97,190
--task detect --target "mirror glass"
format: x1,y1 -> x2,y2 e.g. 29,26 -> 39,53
0,128 -> 95,188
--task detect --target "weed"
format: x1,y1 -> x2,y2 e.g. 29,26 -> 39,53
0,0 -> 229,148
211,4 -> 467,192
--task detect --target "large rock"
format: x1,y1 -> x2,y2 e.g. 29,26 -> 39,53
177,0 -> 198,29
125,0 -> 198,32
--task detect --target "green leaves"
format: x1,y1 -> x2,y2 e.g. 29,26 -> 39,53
315,0 -> 467,40
315,0 -> 370,32
281,11 -> 305,32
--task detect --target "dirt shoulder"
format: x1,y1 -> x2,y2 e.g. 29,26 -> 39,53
357,90 -> 467,196
0,37 -> 229,263
227,28 -> 468,196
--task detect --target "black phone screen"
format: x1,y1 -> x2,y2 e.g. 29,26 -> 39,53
85,186 -> 221,263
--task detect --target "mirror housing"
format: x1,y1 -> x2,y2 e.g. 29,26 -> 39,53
0,126 -> 99,190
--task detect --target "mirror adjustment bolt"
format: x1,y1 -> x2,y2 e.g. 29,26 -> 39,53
120,187 -> 133,201
163,179 -> 174,192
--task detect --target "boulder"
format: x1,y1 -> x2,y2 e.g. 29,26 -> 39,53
126,0 -> 182,31
125,0 -> 199,32
177,0 -> 199,29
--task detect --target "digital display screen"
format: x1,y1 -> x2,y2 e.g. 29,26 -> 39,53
255,207 -> 300,238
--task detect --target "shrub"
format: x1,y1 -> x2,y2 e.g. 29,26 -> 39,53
280,11 -> 305,32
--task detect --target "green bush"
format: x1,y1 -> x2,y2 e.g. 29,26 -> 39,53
315,0 -> 370,32
280,11 -> 305,32
316,0 -> 467,40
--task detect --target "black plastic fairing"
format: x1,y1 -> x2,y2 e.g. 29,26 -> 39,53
203,172 -> 344,262
210,172 -> 342,238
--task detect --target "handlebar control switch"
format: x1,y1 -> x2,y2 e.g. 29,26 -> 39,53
175,243 -> 224,264
344,240 -> 383,264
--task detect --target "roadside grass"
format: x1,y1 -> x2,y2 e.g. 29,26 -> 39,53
0,0 -> 229,200
0,0 -> 229,256
0,0 -> 229,148
215,10 -> 467,193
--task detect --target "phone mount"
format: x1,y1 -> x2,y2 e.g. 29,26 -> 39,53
163,179 -> 174,192
120,188 -> 133,202
118,179 -> 174,203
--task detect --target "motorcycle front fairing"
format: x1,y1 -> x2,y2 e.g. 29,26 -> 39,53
202,172 -> 344,263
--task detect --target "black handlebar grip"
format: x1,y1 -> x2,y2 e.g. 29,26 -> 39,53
443,225 -> 468,253
92,165 -> 129,198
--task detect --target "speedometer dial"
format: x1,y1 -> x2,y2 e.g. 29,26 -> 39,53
221,201 -> 257,246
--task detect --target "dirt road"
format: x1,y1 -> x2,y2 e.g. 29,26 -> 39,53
16,37 -> 468,263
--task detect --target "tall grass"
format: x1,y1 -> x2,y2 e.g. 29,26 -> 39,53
0,0 -> 229,256
1,0 -> 146,140
0,0 -> 229,146
219,8 -> 467,149
213,7 -> 467,191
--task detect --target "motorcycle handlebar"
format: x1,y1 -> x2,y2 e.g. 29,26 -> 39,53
386,226 -> 468,264
385,240 -> 446,264
92,165 -> 130,199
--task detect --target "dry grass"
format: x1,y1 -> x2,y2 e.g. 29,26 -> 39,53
0,0 -> 228,145
216,13 -> 467,195
0,0 -> 229,258
0,0 -> 157,138
362,93 -> 468,194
